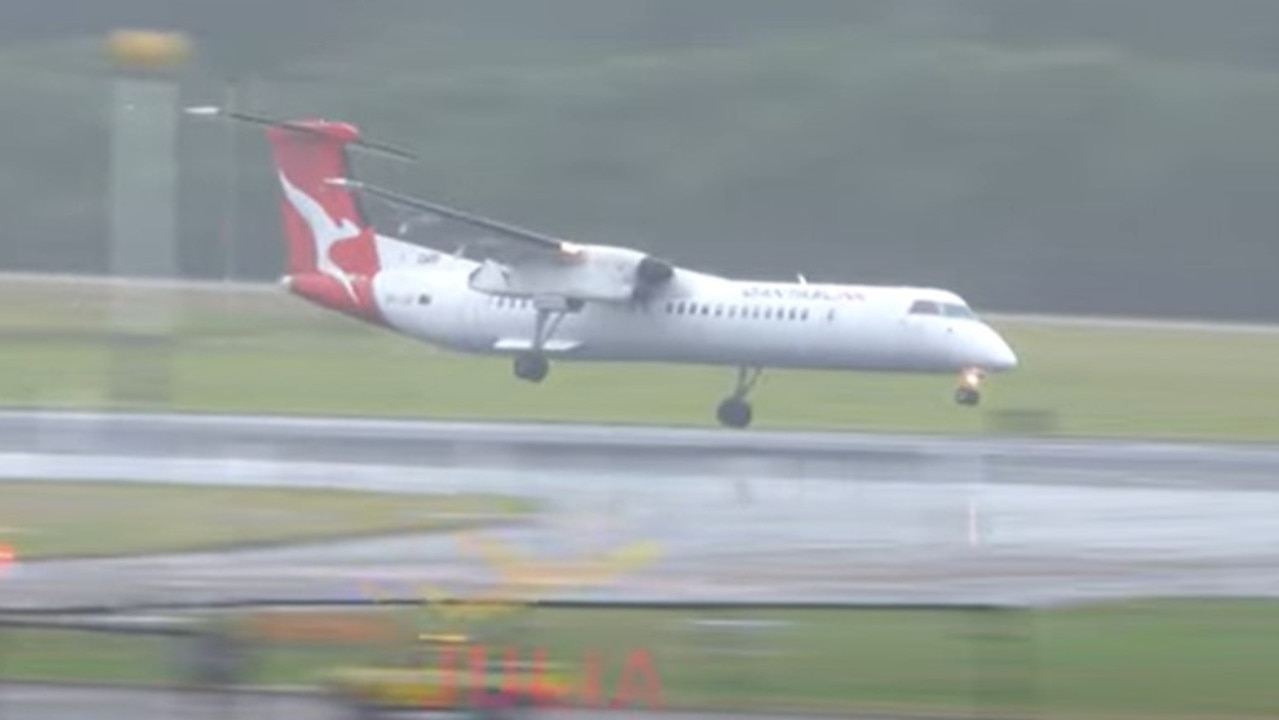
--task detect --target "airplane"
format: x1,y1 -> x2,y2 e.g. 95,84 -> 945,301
184,106 -> 1018,429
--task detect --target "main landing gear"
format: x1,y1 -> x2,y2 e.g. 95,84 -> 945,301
512,305 -> 569,384
716,366 -> 762,429
513,353 -> 548,382
954,368 -> 983,406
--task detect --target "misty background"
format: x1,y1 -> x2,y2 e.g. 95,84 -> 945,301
2,0 -> 1277,321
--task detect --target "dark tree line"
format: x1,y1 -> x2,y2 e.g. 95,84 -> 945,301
2,0 -> 1277,320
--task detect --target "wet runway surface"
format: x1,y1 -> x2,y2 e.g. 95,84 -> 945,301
6,410 -> 1279,487
2,411 -> 1278,610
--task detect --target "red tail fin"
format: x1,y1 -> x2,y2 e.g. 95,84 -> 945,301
264,120 -> 381,321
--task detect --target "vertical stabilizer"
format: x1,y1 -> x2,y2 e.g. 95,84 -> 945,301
263,119 -> 382,320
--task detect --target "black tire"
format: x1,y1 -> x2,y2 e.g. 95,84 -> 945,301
716,398 -> 752,428
513,353 -> 549,382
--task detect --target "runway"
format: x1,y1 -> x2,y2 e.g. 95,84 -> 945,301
6,409 -> 1279,486
2,410 -> 1279,612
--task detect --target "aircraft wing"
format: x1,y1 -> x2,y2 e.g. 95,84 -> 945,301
326,178 -> 581,266
328,177 -> 676,303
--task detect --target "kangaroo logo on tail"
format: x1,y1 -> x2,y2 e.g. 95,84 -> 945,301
278,170 -> 362,302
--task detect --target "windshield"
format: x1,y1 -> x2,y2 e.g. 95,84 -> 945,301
908,300 -> 977,320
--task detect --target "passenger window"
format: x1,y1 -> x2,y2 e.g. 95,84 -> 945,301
418,294 -> 432,305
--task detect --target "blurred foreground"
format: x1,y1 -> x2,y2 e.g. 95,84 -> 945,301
0,599 -> 1276,718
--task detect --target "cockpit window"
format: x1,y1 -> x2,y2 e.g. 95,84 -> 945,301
909,300 -> 977,320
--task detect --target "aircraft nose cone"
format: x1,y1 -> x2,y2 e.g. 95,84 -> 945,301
984,327 -> 1018,371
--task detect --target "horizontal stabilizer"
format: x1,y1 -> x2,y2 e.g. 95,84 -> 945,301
184,106 -> 417,162
493,338 -> 581,353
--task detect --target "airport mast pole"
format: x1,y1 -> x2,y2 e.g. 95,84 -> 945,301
104,29 -> 189,407
221,77 -> 239,283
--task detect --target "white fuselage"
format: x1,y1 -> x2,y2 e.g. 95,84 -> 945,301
366,250 -> 1018,375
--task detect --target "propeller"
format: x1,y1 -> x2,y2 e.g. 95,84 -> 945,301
630,255 -> 674,304
636,256 -> 674,286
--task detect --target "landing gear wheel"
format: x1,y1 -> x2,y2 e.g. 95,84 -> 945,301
954,387 -> 980,406
513,353 -> 549,383
717,398 -> 752,428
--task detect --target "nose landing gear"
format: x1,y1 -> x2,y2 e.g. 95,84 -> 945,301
954,368 -> 983,406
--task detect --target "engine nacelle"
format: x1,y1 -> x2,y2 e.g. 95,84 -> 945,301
467,244 -> 673,302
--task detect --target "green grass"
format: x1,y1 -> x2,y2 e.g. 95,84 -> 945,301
1,600 -> 1277,718
0,479 -> 534,558
3,278 -> 1279,442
